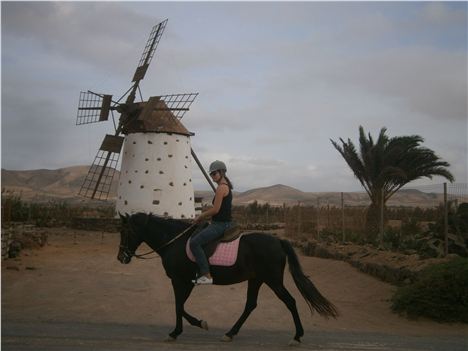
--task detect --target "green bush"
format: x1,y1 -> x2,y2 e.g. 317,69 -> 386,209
391,257 -> 468,323
2,193 -> 29,222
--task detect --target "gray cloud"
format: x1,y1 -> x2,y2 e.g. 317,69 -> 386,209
2,2 -> 155,73
2,2 -> 466,192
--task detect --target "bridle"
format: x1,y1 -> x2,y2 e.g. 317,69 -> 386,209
120,221 -> 196,260
119,223 -> 149,260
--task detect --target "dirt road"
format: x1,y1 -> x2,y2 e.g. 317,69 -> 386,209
2,228 -> 467,350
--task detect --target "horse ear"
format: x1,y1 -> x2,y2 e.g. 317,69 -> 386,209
119,212 -> 131,225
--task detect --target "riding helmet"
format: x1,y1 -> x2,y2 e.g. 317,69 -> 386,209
209,160 -> 227,173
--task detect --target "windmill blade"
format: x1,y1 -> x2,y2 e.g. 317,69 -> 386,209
76,91 -> 113,125
159,93 -> 199,119
135,93 -> 198,123
132,19 -> 168,83
79,134 -> 124,200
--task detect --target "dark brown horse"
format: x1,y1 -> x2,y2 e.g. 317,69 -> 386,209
118,213 -> 338,344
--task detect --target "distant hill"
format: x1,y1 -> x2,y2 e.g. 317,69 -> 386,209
1,166 -> 446,208
237,184 -> 307,205
1,166 -> 118,204
233,184 -> 445,208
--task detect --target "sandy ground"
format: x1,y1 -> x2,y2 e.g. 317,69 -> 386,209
2,228 -> 467,350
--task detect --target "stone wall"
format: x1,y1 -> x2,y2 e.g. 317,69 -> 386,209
2,223 -> 48,259
70,217 -> 121,232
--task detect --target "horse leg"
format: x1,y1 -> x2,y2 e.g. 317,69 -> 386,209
183,310 -> 209,330
167,279 -> 207,330
223,278 -> 263,341
266,281 -> 304,344
168,280 -> 195,341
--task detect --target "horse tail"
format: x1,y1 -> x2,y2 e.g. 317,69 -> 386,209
280,239 -> 339,319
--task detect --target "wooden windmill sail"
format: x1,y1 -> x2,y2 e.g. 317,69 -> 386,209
76,19 -> 214,217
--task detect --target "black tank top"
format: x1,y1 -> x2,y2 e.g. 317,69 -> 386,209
212,187 -> 232,222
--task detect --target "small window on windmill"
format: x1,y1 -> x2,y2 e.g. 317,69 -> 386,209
194,196 -> 203,216
153,188 -> 162,207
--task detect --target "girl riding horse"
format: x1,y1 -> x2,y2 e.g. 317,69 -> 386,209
190,160 -> 233,285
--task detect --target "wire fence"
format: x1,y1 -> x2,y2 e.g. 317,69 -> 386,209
233,183 -> 468,257
2,182 -> 467,257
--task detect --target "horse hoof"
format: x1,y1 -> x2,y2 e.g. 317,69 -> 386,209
201,320 -> 209,331
164,336 -> 177,343
220,335 -> 233,342
288,339 -> 301,347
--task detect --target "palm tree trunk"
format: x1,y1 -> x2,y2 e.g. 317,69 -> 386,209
365,189 -> 386,243
365,202 -> 380,242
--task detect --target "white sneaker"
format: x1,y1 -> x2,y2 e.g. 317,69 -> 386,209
192,276 -> 213,285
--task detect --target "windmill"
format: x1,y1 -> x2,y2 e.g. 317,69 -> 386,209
76,19 -> 215,219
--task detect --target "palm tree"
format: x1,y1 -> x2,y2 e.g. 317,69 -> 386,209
331,126 -> 454,241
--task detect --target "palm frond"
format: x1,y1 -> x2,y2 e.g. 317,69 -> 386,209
331,126 -> 454,207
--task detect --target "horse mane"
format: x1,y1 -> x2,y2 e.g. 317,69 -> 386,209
145,213 -> 192,231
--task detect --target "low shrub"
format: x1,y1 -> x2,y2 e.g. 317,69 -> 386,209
391,257 -> 468,323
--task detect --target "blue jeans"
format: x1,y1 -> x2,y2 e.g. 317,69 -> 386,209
189,221 -> 232,276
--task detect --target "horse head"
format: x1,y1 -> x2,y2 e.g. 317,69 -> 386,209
117,212 -> 147,264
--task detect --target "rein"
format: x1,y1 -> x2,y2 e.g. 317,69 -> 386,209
132,249 -> 159,259
122,222 -> 196,260
154,223 -> 196,252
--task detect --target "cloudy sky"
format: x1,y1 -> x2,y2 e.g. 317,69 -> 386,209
2,1 -> 467,192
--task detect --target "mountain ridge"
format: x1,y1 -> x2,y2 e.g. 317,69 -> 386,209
1,166 -> 445,207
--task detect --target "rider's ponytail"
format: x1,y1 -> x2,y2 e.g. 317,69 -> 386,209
220,170 -> 233,190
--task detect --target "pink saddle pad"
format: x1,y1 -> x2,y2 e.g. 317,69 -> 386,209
186,237 -> 241,267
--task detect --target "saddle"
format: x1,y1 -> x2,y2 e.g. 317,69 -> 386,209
191,222 -> 242,259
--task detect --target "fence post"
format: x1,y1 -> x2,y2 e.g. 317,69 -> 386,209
444,182 -> 448,257
379,188 -> 384,248
341,192 -> 345,242
297,201 -> 302,237
316,198 -> 320,240
283,203 -> 286,224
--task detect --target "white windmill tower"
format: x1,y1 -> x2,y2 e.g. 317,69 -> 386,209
75,19 -> 215,218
